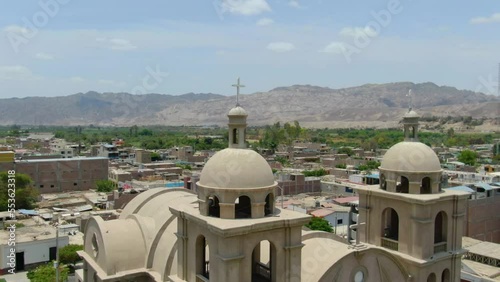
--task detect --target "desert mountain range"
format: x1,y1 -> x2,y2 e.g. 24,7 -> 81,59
1,82 -> 498,128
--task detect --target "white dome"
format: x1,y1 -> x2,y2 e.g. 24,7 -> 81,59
404,110 -> 420,118
228,106 -> 248,117
199,148 -> 275,189
380,141 -> 441,172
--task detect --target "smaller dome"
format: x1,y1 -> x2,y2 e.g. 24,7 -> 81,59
199,148 -> 275,189
228,106 -> 248,117
380,141 -> 441,172
404,110 -> 420,118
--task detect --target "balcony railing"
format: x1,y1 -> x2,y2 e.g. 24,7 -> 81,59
434,242 -> 447,254
254,262 -> 271,281
381,237 -> 398,251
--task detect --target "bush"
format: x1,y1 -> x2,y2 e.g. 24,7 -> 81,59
305,217 -> 333,232
59,244 -> 84,267
95,179 -> 115,193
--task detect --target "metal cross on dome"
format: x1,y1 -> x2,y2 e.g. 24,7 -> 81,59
232,77 -> 245,106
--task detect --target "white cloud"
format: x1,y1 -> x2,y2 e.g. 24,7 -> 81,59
469,13 -> 500,24
70,76 -> 85,83
35,52 -> 54,60
267,42 -> 295,52
256,18 -> 274,26
98,79 -> 126,87
321,42 -> 347,54
340,26 -> 378,38
0,65 -> 38,80
288,0 -> 301,8
96,37 -> 137,51
220,0 -> 271,16
2,25 -> 30,35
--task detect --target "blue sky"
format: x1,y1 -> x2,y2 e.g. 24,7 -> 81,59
0,0 -> 499,98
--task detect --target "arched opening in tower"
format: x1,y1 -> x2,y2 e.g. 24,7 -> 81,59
441,269 -> 450,282
252,240 -> 275,282
196,235 -> 210,279
421,177 -> 431,194
207,195 -> 220,218
265,193 -> 274,216
235,195 -> 252,218
434,211 -> 448,246
382,208 -> 399,241
233,128 -> 238,144
380,174 -> 387,190
427,273 -> 436,282
396,176 -> 409,193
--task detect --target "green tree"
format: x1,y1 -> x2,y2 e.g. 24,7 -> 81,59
95,179 -> 115,193
0,172 -> 38,212
305,217 -> 333,232
337,147 -> 353,156
457,150 -> 478,166
151,152 -> 161,162
27,262 -> 69,282
59,244 -> 83,267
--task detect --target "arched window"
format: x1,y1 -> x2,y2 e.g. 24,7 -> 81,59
441,269 -> 450,282
235,196 -> 252,218
427,273 -> 436,282
232,128 -> 238,144
421,177 -> 431,194
207,195 -> 220,218
382,208 -> 399,240
265,193 -> 274,216
252,240 -> 275,282
434,211 -> 447,243
196,235 -> 210,279
396,176 -> 409,193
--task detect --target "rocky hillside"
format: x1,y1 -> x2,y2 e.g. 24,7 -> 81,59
0,82 -> 498,127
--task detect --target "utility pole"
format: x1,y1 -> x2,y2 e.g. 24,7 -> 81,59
55,225 -> 59,282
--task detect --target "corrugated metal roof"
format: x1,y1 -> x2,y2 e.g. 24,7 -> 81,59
446,186 -> 475,193
18,209 -> 38,215
474,183 -> 494,191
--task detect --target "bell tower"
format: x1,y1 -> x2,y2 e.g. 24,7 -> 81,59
168,78 -> 310,282
356,109 -> 469,282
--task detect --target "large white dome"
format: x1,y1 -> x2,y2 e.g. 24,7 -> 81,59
380,141 -> 441,172
198,148 -> 275,189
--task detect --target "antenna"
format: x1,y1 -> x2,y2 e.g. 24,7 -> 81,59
498,62 -> 500,96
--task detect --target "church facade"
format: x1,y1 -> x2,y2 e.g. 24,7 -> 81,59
78,91 -> 469,282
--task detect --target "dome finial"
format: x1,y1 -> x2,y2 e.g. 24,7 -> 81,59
406,89 -> 413,112
231,77 -> 245,106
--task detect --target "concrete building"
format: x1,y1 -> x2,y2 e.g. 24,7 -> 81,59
0,156 -> 108,193
135,149 -> 152,164
277,173 -> 321,195
78,103 -> 469,282
0,219 -> 69,273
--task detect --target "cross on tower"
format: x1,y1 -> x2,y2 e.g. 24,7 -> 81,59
232,77 -> 245,106
406,89 -> 413,111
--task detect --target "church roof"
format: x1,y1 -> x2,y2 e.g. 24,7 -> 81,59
228,106 -> 248,116
198,148 -> 276,189
380,141 -> 441,173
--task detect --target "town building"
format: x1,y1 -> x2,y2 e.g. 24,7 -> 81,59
78,98 -> 469,282
0,156 -> 108,193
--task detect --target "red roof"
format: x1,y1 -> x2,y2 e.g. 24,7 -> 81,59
332,196 -> 359,204
310,208 -> 335,218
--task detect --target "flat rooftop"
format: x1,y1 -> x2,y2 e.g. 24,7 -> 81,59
16,157 -> 107,163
